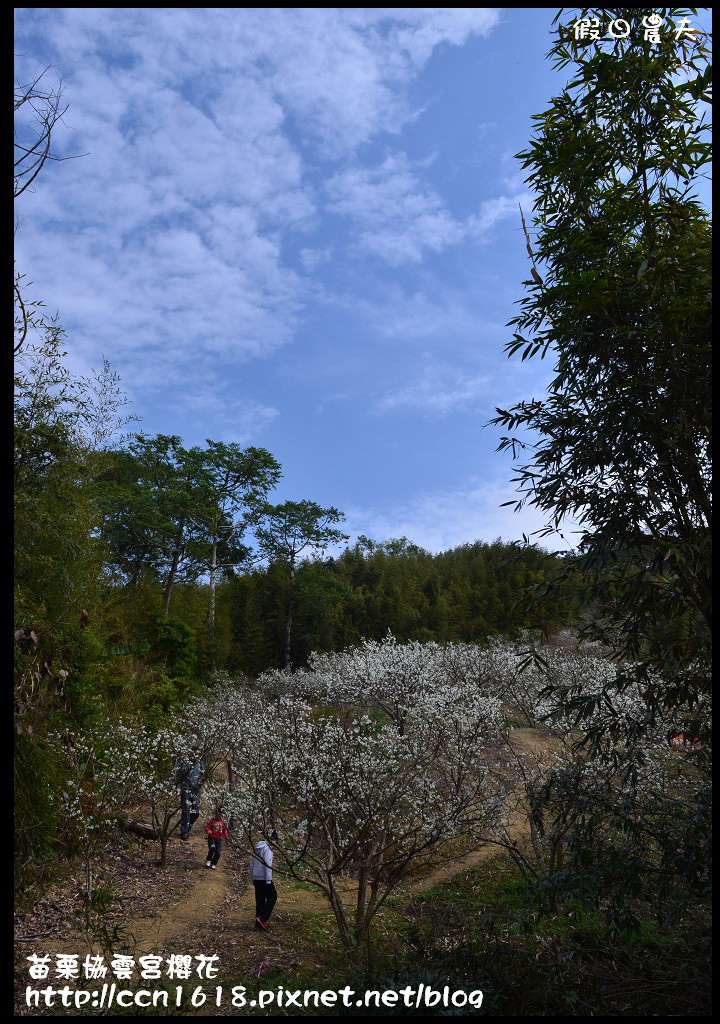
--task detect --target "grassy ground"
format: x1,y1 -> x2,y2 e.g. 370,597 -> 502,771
365,858 -> 712,1017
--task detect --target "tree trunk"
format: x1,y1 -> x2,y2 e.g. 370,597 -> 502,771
158,809 -> 176,868
162,522 -> 185,615
84,854 -> 93,932
226,760 -> 236,831
529,814 -> 543,866
327,878 -> 354,950
283,562 -> 295,668
117,815 -> 159,841
208,536 -> 219,668
356,866 -> 368,934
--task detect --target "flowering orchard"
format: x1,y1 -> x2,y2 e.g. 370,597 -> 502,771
257,633 -> 506,731
57,633 -> 709,948
195,642 -> 509,951
53,726 -> 191,876
189,634 -> 708,945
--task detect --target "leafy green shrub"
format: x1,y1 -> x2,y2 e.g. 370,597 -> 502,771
14,734 -> 65,899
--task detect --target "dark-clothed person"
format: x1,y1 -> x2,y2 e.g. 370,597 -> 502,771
250,838 -> 277,929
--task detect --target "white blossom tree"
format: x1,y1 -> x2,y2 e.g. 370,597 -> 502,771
127,715 -> 237,866
258,633 -> 505,733
188,633 -> 710,940
476,636 -> 711,925
48,724 -> 187,940
58,722 -> 224,872
195,639 -> 508,953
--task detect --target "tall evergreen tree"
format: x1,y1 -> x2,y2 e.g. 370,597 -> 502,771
255,501 -> 348,667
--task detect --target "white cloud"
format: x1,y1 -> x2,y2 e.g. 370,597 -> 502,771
350,285 -> 498,343
14,7 -> 505,426
299,246 -> 333,271
468,193 -> 531,239
386,9 -> 500,49
327,154 -> 465,265
344,476 -> 581,554
168,389 -> 280,444
375,368 -> 491,416
250,8 -> 500,154
327,154 -> 530,265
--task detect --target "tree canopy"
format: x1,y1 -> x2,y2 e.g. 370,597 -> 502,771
491,7 -> 711,735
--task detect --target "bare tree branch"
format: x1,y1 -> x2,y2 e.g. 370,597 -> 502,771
519,203 -> 544,285
14,64 -> 87,198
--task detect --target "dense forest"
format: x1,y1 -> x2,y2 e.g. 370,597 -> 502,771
15,404 -> 576,730
224,536 -> 575,675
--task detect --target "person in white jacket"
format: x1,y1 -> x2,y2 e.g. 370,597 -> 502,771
250,833 -> 277,930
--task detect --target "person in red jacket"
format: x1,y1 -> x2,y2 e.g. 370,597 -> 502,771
203,808 -> 229,869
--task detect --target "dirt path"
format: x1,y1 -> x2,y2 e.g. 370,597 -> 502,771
401,808 -> 527,895
130,729 -> 548,958
119,832 -> 346,1016
399,727 -> 552,894
17,727 -> 546,1014
126,832 -> 232,954
140,729 -> 545,953
16,726 -> 556,1016
126,832 -> 333,953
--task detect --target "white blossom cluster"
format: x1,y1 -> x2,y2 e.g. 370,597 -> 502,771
493,641 -> 652,732
220,690 -> 507,946
255,631 -> 698,743
468,634 -> 705,745
183,643 -> 514,948
257,633 -> 504,733
49,723 -> 201,842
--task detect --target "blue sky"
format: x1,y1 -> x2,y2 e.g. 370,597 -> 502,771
14,8 -> 711,555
